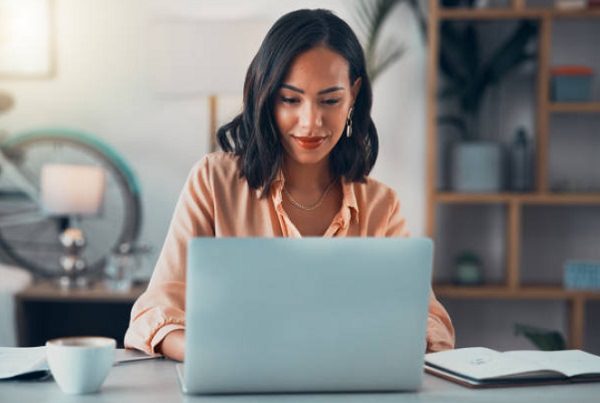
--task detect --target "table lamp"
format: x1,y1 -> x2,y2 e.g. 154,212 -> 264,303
150,18 -> 269,151
40,163 -> 106,288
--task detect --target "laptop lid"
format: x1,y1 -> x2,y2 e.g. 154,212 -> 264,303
183,237 -> 433,394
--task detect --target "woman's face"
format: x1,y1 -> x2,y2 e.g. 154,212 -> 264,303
274,46 -> 361,167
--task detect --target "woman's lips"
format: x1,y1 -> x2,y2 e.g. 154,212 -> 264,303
292,136 -> 327,150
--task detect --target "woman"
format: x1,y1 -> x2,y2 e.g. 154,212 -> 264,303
125,9 -> 454,361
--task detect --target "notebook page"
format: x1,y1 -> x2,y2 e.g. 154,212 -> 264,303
0,347 -> 47,379
504,350 -> 600,378
425,347 -> 557,380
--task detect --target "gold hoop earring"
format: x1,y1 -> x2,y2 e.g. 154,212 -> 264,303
346,107 -> 353,138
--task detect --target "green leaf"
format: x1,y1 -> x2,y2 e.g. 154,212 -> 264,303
439,22 -> 472,85
438,116 -> 467,139
461,22 -> 537,114
515,323 -> 566,351
354,0 -> 406,82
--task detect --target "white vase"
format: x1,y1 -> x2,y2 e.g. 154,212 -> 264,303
451,141 -> 504,193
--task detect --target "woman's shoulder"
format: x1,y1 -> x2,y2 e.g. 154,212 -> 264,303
185,151 -> 245,191
191,151 -> 240,176
196,151 -> 239,168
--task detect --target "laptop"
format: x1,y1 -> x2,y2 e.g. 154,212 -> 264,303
177,237 -> 433,394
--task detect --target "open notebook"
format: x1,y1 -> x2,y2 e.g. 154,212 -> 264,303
425,347 -> 600,388
0,347 -> 157,380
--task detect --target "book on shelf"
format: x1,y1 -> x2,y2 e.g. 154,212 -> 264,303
425,347 -> 600,388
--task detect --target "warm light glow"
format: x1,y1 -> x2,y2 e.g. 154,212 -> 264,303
41,164 -> 106,216
0,0 -> 51,75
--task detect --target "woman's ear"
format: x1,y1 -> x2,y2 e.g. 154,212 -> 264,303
351,77 -> 362,103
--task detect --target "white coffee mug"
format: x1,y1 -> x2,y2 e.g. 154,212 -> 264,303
46,336 -> 116,394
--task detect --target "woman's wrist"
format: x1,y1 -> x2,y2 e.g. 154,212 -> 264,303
157,329 -> 185,361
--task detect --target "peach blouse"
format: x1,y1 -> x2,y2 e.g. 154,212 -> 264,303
124,152 -> 454,354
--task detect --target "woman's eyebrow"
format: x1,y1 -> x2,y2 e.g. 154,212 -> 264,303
280,83 -> 345,95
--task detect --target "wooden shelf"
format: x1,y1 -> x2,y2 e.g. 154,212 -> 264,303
433,284 -> 600,300
549,8 -> 600,19
439,7 -> 600,20
548,102 -> 600,113
435,192 -> 517,203
439,8 -> 543,20
17,280 -> 147,303
435,192 -> 600,205
427,0 -> 600,350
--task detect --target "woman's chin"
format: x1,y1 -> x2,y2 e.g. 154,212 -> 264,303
287,150 -> 329,166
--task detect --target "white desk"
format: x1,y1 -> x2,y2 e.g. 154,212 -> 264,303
1,358 -> 599,403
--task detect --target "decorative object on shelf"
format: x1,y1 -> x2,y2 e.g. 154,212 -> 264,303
554,0 -> 587,10
550,65 -> 594,102
564,260 -> 600,290
508,127 -> 533,191
40,163 -> 106,288
514,323 -> 566,351
436,15 -> 537,191
453,251 -> 484,285
104,242 -> 151,293
451,141 -> 504,192
57,227 -> 88,289
0,128 -> 142,278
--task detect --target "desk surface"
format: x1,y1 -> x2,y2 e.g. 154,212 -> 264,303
1,359 -> 599,403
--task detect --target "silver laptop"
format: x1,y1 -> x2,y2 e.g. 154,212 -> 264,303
177,237 -> 433,394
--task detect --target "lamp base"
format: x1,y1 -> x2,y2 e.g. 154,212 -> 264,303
57,275 -> 90,290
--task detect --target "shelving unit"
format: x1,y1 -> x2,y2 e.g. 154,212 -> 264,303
426,0 -> 600,349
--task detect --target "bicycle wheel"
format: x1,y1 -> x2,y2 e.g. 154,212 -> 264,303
0,128 -> 142,278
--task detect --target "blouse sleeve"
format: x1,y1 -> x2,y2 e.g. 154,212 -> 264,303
385,193 -> 455,352
124,157 -> 215,355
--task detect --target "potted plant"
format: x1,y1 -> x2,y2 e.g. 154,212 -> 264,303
354,1 -> 538,192
353,0 -> 426,83
437,12 -> 538,192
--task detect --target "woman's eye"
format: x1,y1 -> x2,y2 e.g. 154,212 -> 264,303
322,98 -> 341,105
281,96 -> 299,104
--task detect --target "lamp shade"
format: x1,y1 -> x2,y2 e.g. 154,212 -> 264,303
149,18 -> 269,95
40,164 -> 106,216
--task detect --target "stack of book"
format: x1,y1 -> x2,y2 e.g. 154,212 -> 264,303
555,0 -> 587,9
564,261 -> 600,290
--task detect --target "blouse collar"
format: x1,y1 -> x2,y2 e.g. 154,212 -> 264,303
269,170 -> 359,226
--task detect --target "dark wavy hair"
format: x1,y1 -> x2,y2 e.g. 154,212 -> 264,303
217,8 -> 378,196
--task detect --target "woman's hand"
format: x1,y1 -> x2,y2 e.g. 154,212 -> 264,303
157,329 -> 185,361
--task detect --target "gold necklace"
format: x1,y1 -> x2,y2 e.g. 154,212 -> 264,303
283,179 -> 336,212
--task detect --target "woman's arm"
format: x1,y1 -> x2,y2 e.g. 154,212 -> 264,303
124,158 -> 216,356
384,191 -> 455,351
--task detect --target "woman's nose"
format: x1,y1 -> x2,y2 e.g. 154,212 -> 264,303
299,103 -> 323,130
